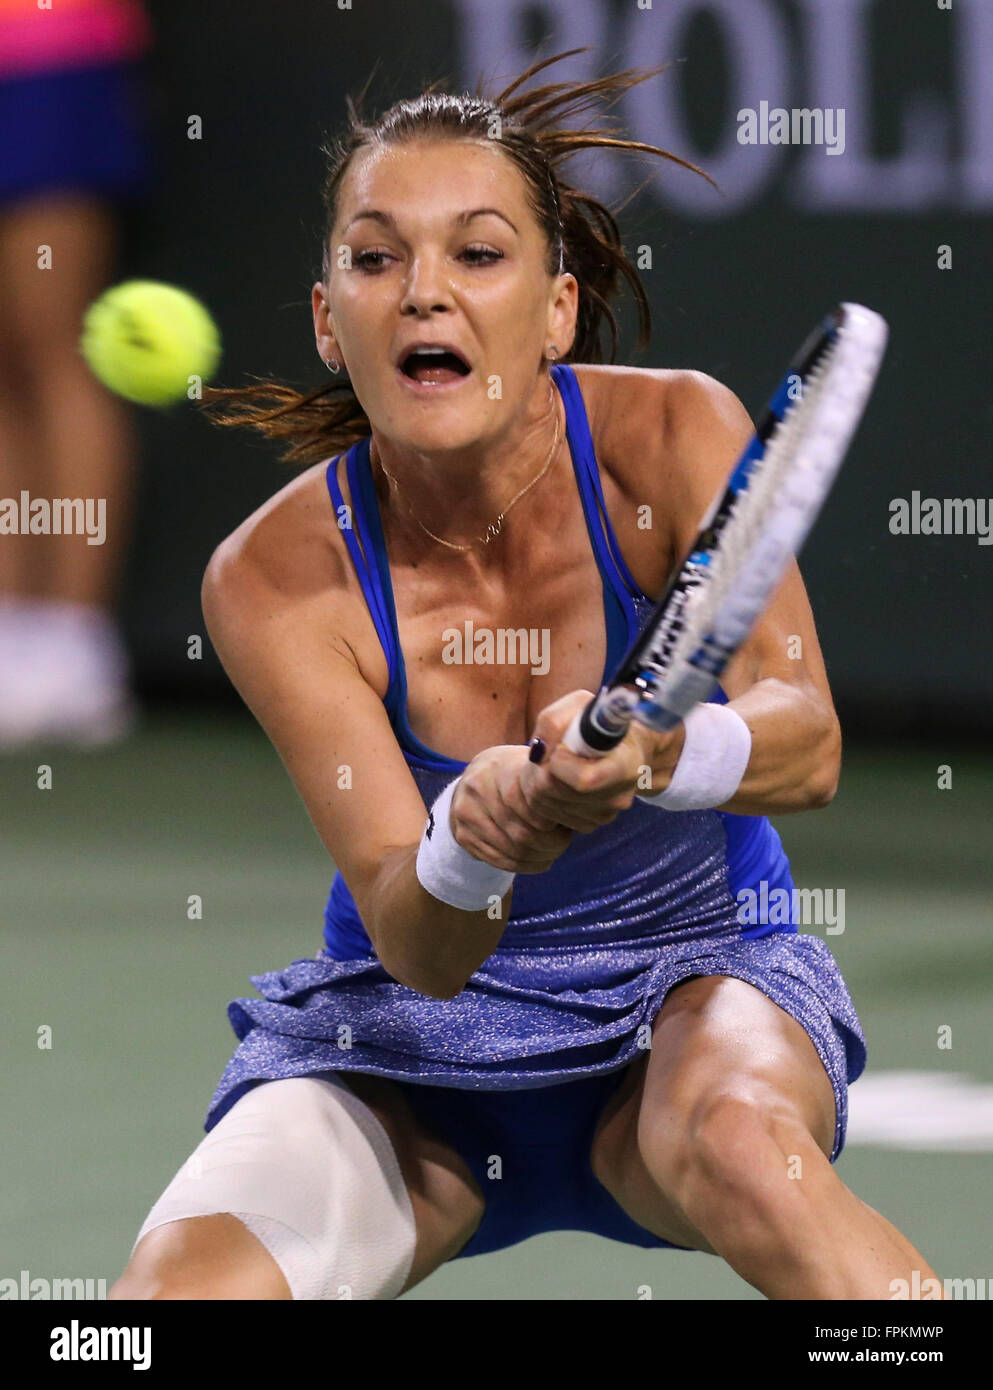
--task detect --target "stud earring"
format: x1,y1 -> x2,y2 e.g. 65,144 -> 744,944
546,345 -> 559,362
324,357 -> 341,374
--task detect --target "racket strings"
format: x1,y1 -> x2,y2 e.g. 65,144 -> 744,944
619,304 -> 888,732
707,356 -> 834,602
707,312 -> 889,638
641,558 -> 710,673
663,343 -> 839,671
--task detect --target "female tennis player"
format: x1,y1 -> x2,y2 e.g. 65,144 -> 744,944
111,51 -> 941,1301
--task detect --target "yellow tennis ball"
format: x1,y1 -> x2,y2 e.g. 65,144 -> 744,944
80,279 -> 221,407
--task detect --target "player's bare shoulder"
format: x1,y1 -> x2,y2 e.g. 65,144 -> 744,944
571,363 -> 752,498
201,459 -> 382,689
201,462 -> 337,618
568,364 -> 754,594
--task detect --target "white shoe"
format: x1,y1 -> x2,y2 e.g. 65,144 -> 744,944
0,597 -> 138,750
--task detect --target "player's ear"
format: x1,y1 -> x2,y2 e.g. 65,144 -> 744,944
546,272 -> 578,358
311,281 -> 327,337
312,283 -> 341,361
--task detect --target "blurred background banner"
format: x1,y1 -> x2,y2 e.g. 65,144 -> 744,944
116,0 -> 990,735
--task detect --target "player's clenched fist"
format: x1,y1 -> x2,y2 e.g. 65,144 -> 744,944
450,744 -> 576,874
520,690 -> 685,832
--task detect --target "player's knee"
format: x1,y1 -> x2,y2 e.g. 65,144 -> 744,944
640,1089 -> 801,1207
124,1077 -> 418,1300
694,1094 -> 755,1183
694,1094 -> 816,1215
108,1268 -> 159,1300
110,1215 -> 292,1301
109,1267 -> 199,1302
108,1242 -> 199,1301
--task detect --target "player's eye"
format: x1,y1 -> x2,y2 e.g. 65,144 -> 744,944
460,245 -> 503,265
353,249 -> 393,272
352,245 -> 503,273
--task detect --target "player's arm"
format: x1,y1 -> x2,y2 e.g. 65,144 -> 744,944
516,368 -> 841,832
647,369 -> 842,814
200,535 -> 529,999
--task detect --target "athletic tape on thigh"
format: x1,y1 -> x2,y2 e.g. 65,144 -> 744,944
131,1074 -> 417,1300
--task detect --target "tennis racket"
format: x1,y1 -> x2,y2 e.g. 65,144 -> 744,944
563,301 -> 888,757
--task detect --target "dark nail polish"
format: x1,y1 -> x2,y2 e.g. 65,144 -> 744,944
528,737 -> 546,765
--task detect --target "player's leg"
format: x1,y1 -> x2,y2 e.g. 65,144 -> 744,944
110,1213 -> 295,1300
590,975 -> 943,1298
110,1072 -> 485,1300
339,1069 -> 489,1288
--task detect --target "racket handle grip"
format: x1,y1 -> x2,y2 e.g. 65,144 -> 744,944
562,692 -> 632,759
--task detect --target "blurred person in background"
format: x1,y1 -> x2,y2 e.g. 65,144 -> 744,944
0,0 -> 155,748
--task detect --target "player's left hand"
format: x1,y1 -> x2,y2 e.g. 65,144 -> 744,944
519,690 -> 685,833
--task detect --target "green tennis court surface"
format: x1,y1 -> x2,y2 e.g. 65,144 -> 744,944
2,712 -> 991,1299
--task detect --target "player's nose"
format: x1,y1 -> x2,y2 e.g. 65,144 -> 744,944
400,253 -> 456,314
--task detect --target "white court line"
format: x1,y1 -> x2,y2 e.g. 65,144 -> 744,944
846,1071 -> 993,1151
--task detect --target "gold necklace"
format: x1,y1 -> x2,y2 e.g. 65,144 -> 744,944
372,381 -> 561,551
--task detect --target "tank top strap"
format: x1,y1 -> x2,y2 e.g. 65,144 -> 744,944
550,363 -> 646,605
551,364 -> 646,680
324,443 -> 404,722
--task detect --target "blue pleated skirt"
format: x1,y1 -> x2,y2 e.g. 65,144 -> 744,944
206,928 -> 866,1170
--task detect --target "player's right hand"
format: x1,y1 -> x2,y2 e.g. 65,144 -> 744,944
450,744 -> 576,874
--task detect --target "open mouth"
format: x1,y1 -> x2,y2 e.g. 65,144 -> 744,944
398,346 -> 472,386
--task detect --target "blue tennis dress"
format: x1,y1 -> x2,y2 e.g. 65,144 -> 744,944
206,363 -> 867,1260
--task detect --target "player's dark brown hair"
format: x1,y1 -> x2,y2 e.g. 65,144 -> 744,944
198,48 -> 714,466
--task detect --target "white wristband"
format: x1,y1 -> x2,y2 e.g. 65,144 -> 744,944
637,702 -> 752,811
415,776 -> 516,911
